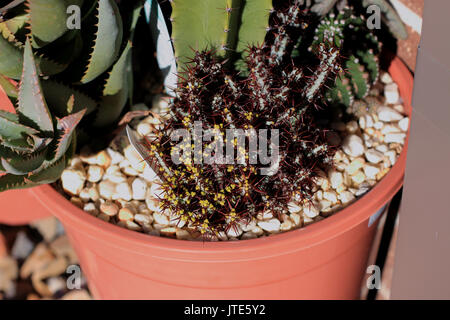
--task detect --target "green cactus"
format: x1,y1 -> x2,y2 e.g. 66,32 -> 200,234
308,0 -> 407,40
170,0 -> 273,72
308,6 -> 381,106
0,40 -> 85,191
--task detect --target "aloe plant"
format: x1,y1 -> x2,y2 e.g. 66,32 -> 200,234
0,40 -> 84,191
0,0 -> 144,192
0,0 -> 140,127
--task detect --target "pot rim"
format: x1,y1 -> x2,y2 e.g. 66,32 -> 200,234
30,56 -> 413,254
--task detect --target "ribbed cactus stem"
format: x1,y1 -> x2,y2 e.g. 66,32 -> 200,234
304,44 -> 340,103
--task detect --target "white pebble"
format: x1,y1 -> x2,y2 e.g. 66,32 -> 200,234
365,149 -> 384,164
106,148 -> 124,165
288,202 -> 301,214
373,121 -> 383,130
239,219 -> 257,232
303,203 -> 320,218
381,124 -> 401,135
132,178 -> 148,200
339,191 -> 355,204
319,200 -> 332,211
375,144 -> 388,153
323,191 -> 338,203
124,145 -> 146,172
153,212 -> 169,226
384,133 -> 406,144
398,117 -> 409,132
61,169 -> 86,195
86,165 -> 104,183
98,180 -> 116,200
329,170 -> 344,189
342,134 -> 364,157
226,225 -> 243,238
137,122 -> 152,136
386,150 -> 397,166
378,106 -> 403,122
381,72 -> 393,84
83,202 -> 98,216
115,182 -> 132,201
123,166 -> 139,176
364,165 -> 380,180
257,219 -> 281,232
384,83 -> 399,104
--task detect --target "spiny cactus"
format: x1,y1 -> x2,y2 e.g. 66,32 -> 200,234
137,2 -> 340,236
307,6 -> 381,107
170,0 -> 273,73
0,0 -> 144,192
306,0 -> 407,40
0,40 -> 84,191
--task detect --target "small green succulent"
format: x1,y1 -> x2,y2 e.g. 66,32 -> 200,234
0,0 -> 144,191
0,40 -> 84,191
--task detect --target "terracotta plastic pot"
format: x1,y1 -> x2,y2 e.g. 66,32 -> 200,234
29,57 -> 412,300
0,80 -> 51,225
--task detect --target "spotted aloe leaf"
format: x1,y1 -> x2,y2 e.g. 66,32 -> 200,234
81,0 -> 123,84
17,39 -> 54,133
94,41 -> 132,127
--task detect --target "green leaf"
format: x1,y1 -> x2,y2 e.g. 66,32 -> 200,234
1,149 -> 46,175
17,39 -> 54,133
0,154 -> 66,191
0,110 -> 38,142
0,32 -> 67,80
0,32 -> 23,79
0,13 -> 28,36
29,154 -> 66,184
81,0 -> 123,84
103,41 -> 132,96
95,41 -> 132,127
0,174 -> 31,192
41,80 -> 98,117
52,108 -> 86,160
28,0 -> 84,47
0,74 -> 18,98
